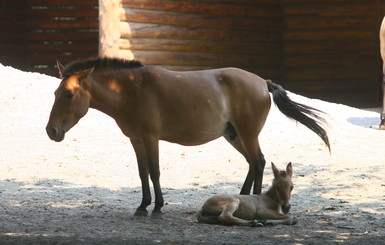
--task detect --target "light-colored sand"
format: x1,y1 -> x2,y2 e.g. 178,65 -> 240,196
0,63 -> 384,244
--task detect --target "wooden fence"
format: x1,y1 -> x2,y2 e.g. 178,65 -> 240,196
281,0 -> 382,106
0,0 -> 98,76
0,0 -> 384,106
116,0 -> 384,107
119,0 -> 282,80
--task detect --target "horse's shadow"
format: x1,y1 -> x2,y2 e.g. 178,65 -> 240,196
346,117 -> 380,129
0,177 -> 383,244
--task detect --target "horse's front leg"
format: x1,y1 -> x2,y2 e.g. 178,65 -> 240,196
140,135 -> 164,215
131,139 -> 152,216
262,216 -> 298,226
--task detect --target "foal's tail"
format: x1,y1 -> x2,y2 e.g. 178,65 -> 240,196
266,80 -> 331,151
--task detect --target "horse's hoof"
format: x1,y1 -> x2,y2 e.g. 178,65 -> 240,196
134,208 -> 148,217
380,124 -> 385,130
290,217 -> 298,225
252,220 -> 264,227
151,210 -> 163,219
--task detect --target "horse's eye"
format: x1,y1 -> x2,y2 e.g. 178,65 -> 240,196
290,185 -> 294,191
66,93 -> 75,99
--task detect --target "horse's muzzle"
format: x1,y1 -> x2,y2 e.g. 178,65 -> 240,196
282,203 -> 291,214
46,126 -> 65,142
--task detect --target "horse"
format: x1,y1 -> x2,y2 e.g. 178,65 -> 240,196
197,162 -> 297,227
46,57 -> 330,215
379,16 -> 385,130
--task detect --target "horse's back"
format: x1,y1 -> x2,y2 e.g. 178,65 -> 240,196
139,66 -> 271,145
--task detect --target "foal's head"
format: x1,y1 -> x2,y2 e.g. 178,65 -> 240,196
46,61 -> 93,142
271,162 -> 294,214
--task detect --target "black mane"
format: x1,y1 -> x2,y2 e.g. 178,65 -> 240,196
62,57 -> 143,77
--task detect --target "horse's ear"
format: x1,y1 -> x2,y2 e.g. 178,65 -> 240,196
77,67 -> 94,81
286,162 -> 293,177
271,162 -> 279,179
56,59 -> 65,79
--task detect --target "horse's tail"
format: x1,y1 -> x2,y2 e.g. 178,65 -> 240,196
196,210 -> 220,224
266,79 -> 331,151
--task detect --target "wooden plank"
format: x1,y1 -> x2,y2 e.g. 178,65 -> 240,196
286,79 -> 376,92
283,2 -> 376,17
281,67 -> 376,81
121,0 -> 281,18
26,8 -> 98,18
26,0 -> 96,7
121,8 -> 281,31
283,40 -> 376,54
282,0 -> 371,3
283,54 -> 377,68
283,29 -> 375,41
120,38 -> 281,55
27,43 -> 98,53
284,16 -> 376,29
99,0 -> 120,57
120,50 -> 280,68
26,31 -> 98,41
26,20 -> 98,30
120,22 -> 281,42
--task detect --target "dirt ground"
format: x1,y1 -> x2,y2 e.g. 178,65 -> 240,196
0,64 -> 384,244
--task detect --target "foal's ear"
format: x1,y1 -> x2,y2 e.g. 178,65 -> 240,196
286,162 -> 293,177
76,67 -> 94,81
271,162 -> 280,179
56,59 -> 65,79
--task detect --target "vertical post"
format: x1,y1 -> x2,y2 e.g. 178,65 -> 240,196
99,0 -> 120,57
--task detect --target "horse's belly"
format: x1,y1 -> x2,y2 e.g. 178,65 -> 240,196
160,118 -> 226,146
160,127 -> 224,146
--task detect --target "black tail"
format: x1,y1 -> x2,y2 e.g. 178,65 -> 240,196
266,80 -> 330,151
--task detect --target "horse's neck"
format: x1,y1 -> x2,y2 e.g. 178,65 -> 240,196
87,74 -> 127,118
264,184 -> 279,202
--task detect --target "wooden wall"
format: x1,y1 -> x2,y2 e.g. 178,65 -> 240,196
281,0 -> 382,106
0,1 -> 26,69
0,0 -> 98,76
1,1 -> 384,106
119,0 -> 384,107
119,0 -> 282,80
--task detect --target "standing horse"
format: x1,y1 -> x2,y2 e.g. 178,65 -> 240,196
379,16 -> 385,130
197,162 -> 297,227
46,57 -> 330,215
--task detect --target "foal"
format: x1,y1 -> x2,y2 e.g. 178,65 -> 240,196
197,163 -> 297,226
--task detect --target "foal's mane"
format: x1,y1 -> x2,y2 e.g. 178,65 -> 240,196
62,57 -> 143,77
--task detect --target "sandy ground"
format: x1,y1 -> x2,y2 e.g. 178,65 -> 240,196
0,63 -> 384,244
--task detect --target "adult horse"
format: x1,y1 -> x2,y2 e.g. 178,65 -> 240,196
379,16 -> 385,130
46,57 -> 330,215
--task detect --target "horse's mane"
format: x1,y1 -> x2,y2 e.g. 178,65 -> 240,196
62,57 -> 143,77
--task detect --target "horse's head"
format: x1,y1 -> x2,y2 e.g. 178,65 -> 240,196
271,162 -> 294,214
46,61 -> 94,142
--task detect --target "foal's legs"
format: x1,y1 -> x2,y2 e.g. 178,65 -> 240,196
218,198 -> 262,226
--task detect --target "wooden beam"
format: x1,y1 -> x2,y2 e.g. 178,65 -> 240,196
99,0 -> 120,57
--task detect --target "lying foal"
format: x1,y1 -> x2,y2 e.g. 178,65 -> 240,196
197,162 -> 298,226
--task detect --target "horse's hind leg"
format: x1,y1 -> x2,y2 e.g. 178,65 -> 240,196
224,133 -> 265,195
243,140 -> 266,194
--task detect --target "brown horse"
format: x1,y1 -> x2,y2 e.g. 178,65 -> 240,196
197,162 -> 297,227
380,16 -> 385,130
46,57 -> 330,215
